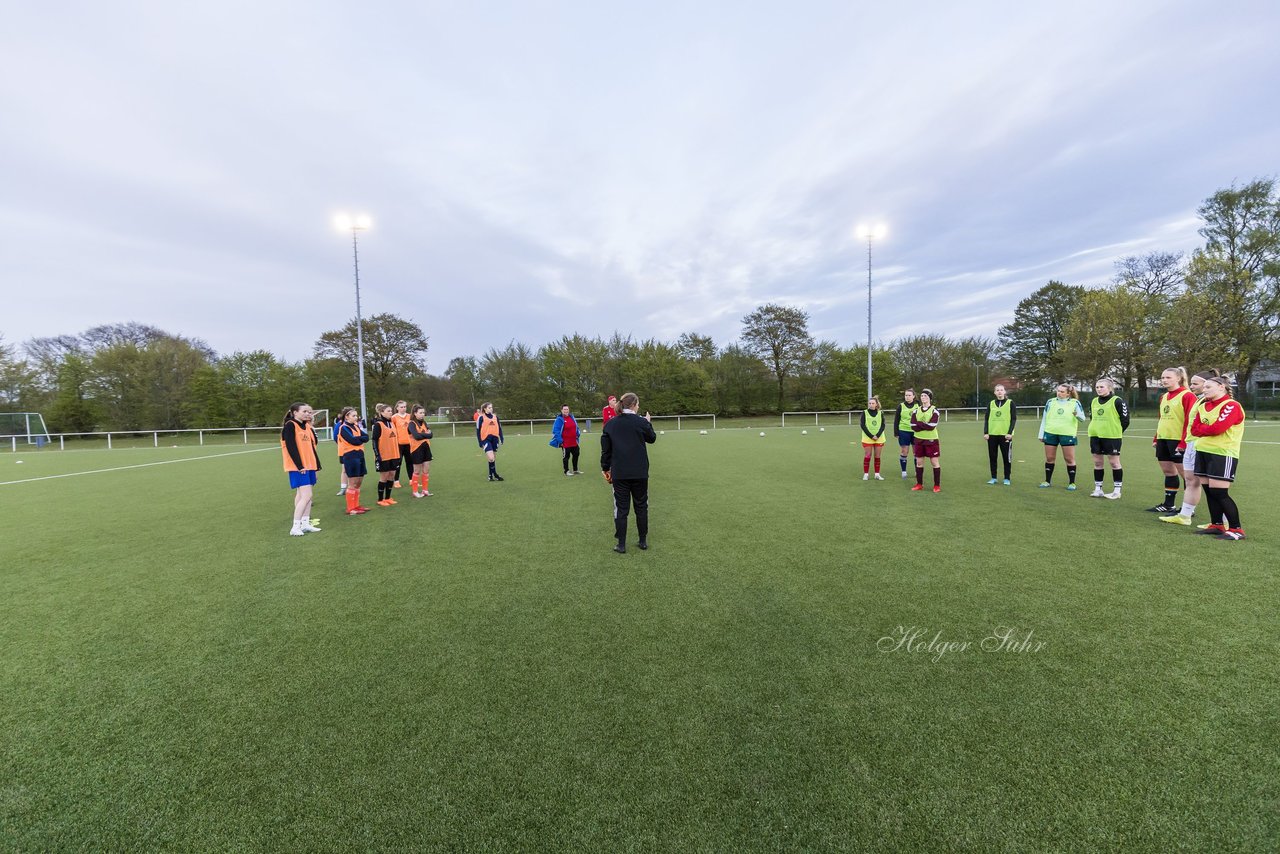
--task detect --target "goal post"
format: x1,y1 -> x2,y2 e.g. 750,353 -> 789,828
312,408 -> 331,441
0,412 -> 52,446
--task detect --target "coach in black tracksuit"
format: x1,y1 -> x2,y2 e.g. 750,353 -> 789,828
600,392 -> 657,554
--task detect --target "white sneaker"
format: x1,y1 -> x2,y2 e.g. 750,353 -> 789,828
300,521 -> 322,533
336,487 -> 347,495
565,471 -> 574,477
1089,487 -> 1104,498
862,473 -> 869,481
874,473 -> 885,481
422,491 -> 434,496
1105,491 -> 1121,500
290,526 -> 305,537
901,471 -> 908,479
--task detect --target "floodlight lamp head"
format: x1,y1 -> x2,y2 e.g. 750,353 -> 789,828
856,223 -> 887,239
334,213 -> 372,232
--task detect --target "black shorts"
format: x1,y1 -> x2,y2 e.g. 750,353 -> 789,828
1193,450 -> 1238,482
1089,437 -> 1122,456
1154,438 -> 1184,463
410,445 -> 433,464
341,452 -> 367,478
376,459 -> 399,473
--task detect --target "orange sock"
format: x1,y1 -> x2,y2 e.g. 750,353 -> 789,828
346,491 -> 356,512
422,473 -> 429,491
413,474 -> 421,491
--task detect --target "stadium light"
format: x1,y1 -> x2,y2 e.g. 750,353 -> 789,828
335,213 -> 373,424
855,224 -> 887,400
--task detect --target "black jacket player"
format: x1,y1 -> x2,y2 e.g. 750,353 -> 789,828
600,392 -> 657,554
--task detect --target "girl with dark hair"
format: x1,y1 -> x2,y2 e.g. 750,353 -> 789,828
983,383 -> 1016,485
336,407 -> 370,516
477,402 -> 505,481
407,404 -> 434,497
910,389 -> 942,493
280,402 -> 321,536
371,403 -> 399,506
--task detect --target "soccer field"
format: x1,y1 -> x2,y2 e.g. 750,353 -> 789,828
2,421 -> 1276,851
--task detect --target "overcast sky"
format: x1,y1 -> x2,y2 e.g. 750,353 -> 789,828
3,1 -> 1277,370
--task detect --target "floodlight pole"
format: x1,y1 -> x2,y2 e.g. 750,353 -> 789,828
350,227 -> 369,424
865,232 -> 874,401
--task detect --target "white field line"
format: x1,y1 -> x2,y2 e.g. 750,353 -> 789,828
0,447 -> 276,486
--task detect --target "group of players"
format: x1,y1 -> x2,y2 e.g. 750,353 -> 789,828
278,396 -> 624,536
282,369 -> 1248,541
855,367 -> 1247,540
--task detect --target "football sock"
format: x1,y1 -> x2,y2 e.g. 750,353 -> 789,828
1112,468 -> 1123,490
1094,468 -> 1104,487
1164,475 -> 1180,506
863,454 -> 870,474
915,466 -> 924,486
488,461 -> 497,477
933,467 -> 940,488
900,456 -> 907,474
1207,487 -> 1240,529
422,472 -> 429,491
874,457 -> 881,474
1044,463 -> 1055,483
1179,500 -> 1196,518
1067,465 -> 1077,484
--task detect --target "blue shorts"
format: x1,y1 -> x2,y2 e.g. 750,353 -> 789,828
288,470 -> 317,489
341,452 -> 368,478
480,438 -> 500,453
1042,432 -> 1078,447
897,429 -> 914,447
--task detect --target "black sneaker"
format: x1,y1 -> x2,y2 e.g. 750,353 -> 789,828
637,540 -> 648,550
493,474 -> 504,481
1146,504 -> 1176,513
614,542 -> 626,554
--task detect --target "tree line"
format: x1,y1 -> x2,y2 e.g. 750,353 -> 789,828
2,178 -> 1276,433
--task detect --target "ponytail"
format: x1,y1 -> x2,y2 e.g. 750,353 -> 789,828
1166,366 -> 1189,388
283,402 -> 307,426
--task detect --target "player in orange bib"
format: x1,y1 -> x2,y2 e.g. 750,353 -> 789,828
371,403 -> 400,506
336,407 -> 371,515
406,404 -> 434,497
280,402 -> 321,536
391,400 -> 412,489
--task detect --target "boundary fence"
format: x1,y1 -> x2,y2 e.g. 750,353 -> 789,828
0,414 -> 721,452
11,407 -> 1278,452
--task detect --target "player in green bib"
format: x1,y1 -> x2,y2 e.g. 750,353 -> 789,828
892,389 -> 917,478
982,383 -> 1016,485
1087,377 -> 1130,499
860,396 -> 886,480
910,389 -> 943,492
1037,383 -> 1086,489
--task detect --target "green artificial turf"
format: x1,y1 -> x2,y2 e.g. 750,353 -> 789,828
1,420 -> 1277,851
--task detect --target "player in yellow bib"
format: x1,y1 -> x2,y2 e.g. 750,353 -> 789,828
1187,376 -> 1246,540
982,383 -> 1016,485
1086,377 -> 1130,499
1160,369 -> 1218,527
860,396 -> 886,480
